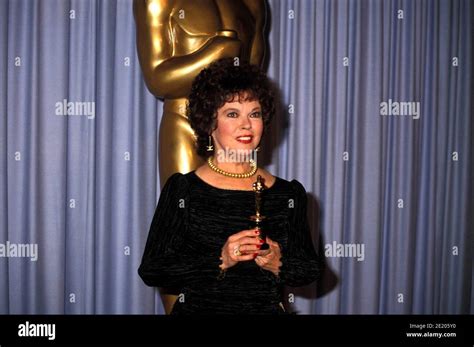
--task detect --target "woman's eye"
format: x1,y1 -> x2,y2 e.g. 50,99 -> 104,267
250,112 -> 262,118
227,112 -> 238,118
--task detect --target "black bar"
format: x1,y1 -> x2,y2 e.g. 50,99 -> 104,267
0,314 -> 472,345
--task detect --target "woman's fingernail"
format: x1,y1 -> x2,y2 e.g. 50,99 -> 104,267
253,253 -> 258,258
259,239 -> 264,243
255,230 -> 260,234
256,244 -> 261,249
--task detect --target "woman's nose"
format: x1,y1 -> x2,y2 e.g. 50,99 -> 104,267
240,115 -> 252,129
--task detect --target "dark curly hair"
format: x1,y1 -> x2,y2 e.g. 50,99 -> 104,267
187,58 -> 275,158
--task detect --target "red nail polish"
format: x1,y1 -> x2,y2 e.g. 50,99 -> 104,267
253,253 -> 258,259
256,244 -> 261,249
255,230 -> 260,234
259,239 -> 264,243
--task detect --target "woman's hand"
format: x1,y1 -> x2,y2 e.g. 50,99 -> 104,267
220,228 -> 264,270
254,236 -> 282,277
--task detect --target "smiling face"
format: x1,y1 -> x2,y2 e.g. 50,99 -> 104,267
211,94 -> 263,158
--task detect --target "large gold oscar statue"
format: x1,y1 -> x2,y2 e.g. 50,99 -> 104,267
134,0 -> 267,314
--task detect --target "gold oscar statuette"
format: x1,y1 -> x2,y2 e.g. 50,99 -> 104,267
134,0 -> 268,315
250,175 -> 269,250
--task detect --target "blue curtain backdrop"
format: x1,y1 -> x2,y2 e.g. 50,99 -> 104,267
0,0 -> 472,314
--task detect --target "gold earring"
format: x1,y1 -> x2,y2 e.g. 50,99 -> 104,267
206,135 -> 214,152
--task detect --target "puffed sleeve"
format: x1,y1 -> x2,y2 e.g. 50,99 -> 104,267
276,180 -> 322,287
138,172 -> 221,288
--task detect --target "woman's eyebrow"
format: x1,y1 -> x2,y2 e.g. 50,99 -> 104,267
222,106 -> 261,113
222,107 -> 240,113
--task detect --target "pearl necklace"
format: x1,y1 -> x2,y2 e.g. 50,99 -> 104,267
207,157 -> 257,178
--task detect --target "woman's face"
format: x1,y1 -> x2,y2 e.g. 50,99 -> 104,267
211,96 -> 263,157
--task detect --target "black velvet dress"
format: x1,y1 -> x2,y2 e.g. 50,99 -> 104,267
138,171 -> 321,314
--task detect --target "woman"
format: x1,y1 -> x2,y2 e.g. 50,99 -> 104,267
138,58 -> 321,314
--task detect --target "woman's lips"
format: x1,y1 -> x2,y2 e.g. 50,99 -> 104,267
236,136 -> 253,144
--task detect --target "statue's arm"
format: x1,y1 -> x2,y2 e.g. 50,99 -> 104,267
245,0 -> 267,67
133,0 -> 242,98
